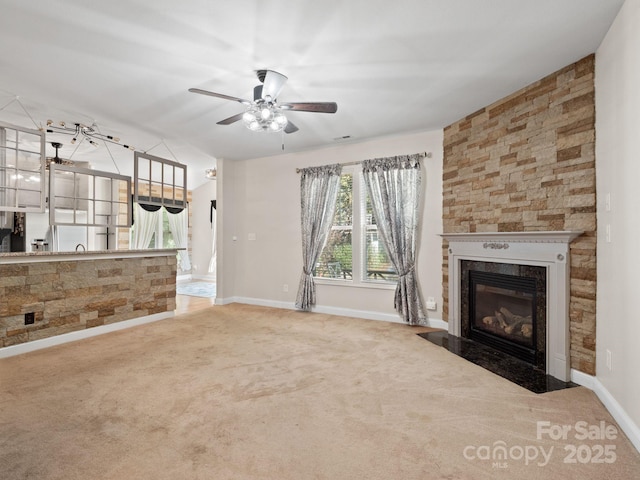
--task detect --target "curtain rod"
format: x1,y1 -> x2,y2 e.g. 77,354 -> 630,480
295,151 -> 432,173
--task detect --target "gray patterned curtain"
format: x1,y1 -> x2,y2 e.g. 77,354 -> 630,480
362,154 -> 425,325
295,164 -> 343,311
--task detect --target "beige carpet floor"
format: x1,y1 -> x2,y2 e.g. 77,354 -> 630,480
1,303 -> 639,479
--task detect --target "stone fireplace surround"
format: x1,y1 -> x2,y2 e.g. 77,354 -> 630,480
441,231 -> 583,382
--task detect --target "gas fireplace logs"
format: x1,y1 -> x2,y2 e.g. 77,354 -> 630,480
481,307 -> 533,339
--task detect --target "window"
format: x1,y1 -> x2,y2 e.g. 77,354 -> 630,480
49,164 -> 131,227
0,121 -> 45,213
315,166 -> 397,285
134,152 -> 187,210
363,193 -> 398,283
139,208 -> 177,249
315,173 -> 353,279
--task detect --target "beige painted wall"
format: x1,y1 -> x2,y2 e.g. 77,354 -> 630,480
190,179 -> 217,280
595,0 -> 640,436
217,129 -> 444,324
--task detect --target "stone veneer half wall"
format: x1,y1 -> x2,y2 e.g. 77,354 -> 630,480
442,54 -> 596,374
0,252 -> 177,348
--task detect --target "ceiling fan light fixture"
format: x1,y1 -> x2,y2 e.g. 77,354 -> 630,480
242,103 -> 287,133
189,68 -> 335,135
243,110 -> 256,123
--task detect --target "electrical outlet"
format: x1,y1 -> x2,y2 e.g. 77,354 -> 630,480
283,284 -> 289,292
25,312 -> 35,325
426,297 -> 437,311
606,349 -> 612,371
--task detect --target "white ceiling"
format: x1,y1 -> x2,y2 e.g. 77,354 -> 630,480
0,0 -> 623,188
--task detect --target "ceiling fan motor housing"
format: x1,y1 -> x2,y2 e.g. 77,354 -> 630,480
256,70 -> 268,83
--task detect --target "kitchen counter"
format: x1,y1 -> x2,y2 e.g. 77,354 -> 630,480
0,248 -> 182,264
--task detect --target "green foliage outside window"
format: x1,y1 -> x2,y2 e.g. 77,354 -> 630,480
314,172 -> 397,282
315,174 -> 353,278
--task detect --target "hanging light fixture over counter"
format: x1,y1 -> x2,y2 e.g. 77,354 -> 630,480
44,120 -> 135,150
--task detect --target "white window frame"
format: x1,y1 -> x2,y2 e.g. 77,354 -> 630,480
0,121 -> 46,213
315,166 -> 395,290
133,152 -> 187,210
49,164 -> 132,227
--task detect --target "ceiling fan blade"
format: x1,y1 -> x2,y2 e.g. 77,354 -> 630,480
280,102 -> 338,114
189,88 -> 251,105
284,121 -> 299,134
260,70 -> 288,101
217,112 -> 245,125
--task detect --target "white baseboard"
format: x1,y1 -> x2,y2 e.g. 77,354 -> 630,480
592,378 -> 640,453
229,296 -> 391,321
177,274 -> 216,283
570,368 -> 595,389
215,296 -> 240,306
191,274 -> 216,282
570,369 -> 640,453
223,296 -> 445,328
313,303 -> 404,323
0,311 -> 174,359
426,318 -> 448,330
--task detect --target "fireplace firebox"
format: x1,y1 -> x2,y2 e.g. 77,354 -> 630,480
461,261 -> 546,370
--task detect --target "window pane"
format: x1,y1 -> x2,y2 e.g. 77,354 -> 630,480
363,189 -> 397,282
151,161 -> 163,183
365,226 -> 398,282
50,165 -> 131,227
17,151 -> 42,172
95,177 -> 112,202
174,166 -> 185,188
134,153 -> 187,209
334,173 -> 352,226
162,210 -> 176,249
17,189 -> 40,209
315,173 -> 353,279
0,187 -> 16,208
164,164 -> 174,186
0,122 -> 45,212
137,157 -> 150,181
315,227 -> 352,279
175,186 -> 185,203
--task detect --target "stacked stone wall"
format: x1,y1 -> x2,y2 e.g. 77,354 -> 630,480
443,55 -> 596,374
0,254 -> 176,347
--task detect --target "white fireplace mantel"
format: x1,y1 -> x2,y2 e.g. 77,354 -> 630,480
441,231 -> 583,382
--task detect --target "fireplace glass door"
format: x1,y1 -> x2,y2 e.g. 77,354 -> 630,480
469,270 -> 538,365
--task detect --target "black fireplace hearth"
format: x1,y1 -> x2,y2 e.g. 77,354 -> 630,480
417,330 -> 576,394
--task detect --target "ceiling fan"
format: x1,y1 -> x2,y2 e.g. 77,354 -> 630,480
46,142 -> 74,167
189,69 -> 338,134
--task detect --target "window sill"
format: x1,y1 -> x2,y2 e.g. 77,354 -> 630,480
314,277 -> 396,291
